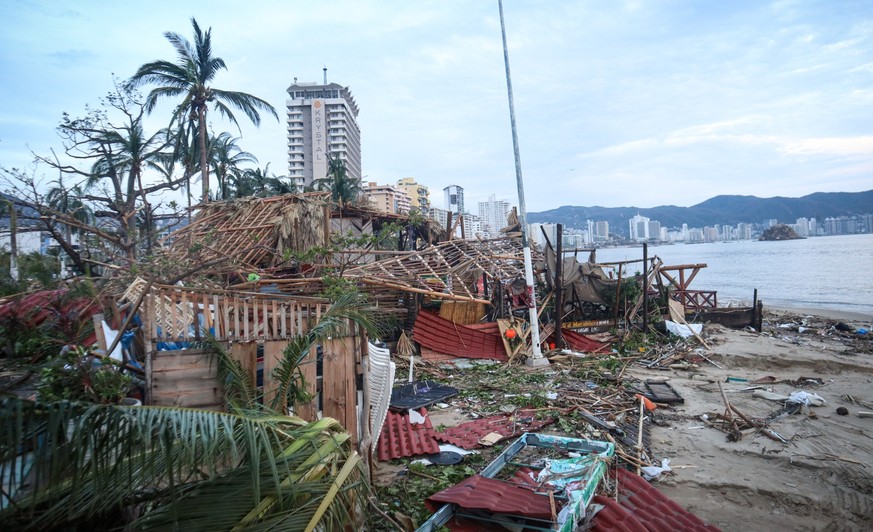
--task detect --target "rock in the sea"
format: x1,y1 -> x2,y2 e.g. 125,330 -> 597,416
759,224 -> 802,241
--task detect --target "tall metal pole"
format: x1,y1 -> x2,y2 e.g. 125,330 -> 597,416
498,0 -> 546,366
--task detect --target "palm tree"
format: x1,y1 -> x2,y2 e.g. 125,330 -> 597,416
311,155 -> 362,207
128,18 -> 279,205
45,177 -> 93,275
88,119 -> 169,255
209,132 -> 258,200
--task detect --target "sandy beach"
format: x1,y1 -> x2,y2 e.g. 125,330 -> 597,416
636,306 -> 873,530
375,304 -> 873,529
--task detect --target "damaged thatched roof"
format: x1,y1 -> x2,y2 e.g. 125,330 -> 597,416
164,193 -> 331,270
344,236 -> 538,304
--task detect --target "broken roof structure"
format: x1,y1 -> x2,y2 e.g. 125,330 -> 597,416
344,237 -> 535,304
164,193 -> 331,272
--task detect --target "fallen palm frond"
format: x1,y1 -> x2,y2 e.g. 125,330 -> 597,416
0,398 -> 367,531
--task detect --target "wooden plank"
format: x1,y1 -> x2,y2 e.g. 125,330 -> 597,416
263,299 -> 269,338
92,313 -> 107,351
231,341 -> 258,389
147,292 -> 156,342
272,300 -> 278,340
203,293 -> 212,333
143,293 -> 154,404
169,289 -> 178,340
150,348 -> 222,409
281,303 -> 287,338
152,388 -> 223,409
243,299 -> 250,340
294,344 -> 318,421
181,291 -> 189,341
262,340 -> 286,410
152,351 -> 213,369
322,337 -> 357,444
234,297 -> 240,341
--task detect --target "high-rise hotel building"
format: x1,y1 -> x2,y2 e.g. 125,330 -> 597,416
286,78 -> 361,188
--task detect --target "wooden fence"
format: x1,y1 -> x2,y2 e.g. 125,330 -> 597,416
138,285 -> 364,445
140,285 -> 330,343
151,348 -> 223,410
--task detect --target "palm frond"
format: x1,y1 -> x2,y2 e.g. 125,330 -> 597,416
0,398 -> 367,530
212,89 -> 280,124
267,292 -> 376,412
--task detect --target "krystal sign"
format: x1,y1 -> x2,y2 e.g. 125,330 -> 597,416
311,100 -> 327,181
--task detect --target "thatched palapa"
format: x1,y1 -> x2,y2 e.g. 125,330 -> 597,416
165,193 -> 330,270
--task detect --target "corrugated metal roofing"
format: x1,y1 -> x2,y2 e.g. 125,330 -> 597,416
592,468 -> 721,532
413,311 -> 507,361
557,329 -> 610,353
0,289 -> 99,346
426,474 -> 556,520
434,411 -> 555,449
376,407 -> 440,461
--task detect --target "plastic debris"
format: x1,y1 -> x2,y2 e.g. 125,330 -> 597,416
787,390 -> 826,407
641,458 -> 672,480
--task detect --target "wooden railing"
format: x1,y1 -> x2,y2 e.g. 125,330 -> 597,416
139,286 -> 330,343
672,290 -> 718,310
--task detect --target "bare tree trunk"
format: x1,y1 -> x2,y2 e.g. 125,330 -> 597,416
198,106 -> 209,204
8,201 -> 18,282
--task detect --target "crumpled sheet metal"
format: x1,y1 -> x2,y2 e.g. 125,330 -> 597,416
376,407 -> 440,461
592,468 -> 721,532
434,411 -> 555,449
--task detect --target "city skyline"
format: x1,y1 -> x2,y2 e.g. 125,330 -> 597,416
2,1 -> 871,212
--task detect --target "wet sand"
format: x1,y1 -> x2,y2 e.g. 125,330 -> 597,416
634,306 -> 873,530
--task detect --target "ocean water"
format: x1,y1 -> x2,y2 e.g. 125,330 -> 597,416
589,233 -> 873,317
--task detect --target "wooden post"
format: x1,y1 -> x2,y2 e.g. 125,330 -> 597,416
613,264 -> 623,322
143,294 -> 154,404
92,313 -> 107,351
642,242 -> 649,333
445,211 -> 453,240
752,288 -> 758,330
554,224 -> 564,349
262,341 -> 285,410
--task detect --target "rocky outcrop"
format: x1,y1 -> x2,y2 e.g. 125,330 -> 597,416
759,224 -> 802,241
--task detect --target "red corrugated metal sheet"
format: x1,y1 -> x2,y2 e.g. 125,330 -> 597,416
426,475 -> 555,520
464,322 -> 501,334
434,410 -> 555,449
592,468 -> 721,532
420,347 -> 460,362
413,311 -> 507,361
555,329 -> 610,353
591,494 -> 648,532
376,407 -> 440,461
0,289 -> 99,346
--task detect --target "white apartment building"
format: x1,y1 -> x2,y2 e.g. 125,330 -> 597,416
286,77 -> 361,188
478,194 -> 511,237
443,185 -> 464,215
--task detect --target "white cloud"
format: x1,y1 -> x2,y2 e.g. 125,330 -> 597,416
778,136 -> 873,156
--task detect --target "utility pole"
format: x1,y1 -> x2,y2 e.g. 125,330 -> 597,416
6,200 -> 18,282
498,0 -> 547,366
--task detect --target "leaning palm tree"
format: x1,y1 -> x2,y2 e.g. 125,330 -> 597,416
128,17 -> 278,204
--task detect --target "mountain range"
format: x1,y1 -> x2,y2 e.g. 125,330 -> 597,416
528,190 -> 873,236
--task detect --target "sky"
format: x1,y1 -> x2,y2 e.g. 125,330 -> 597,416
1,0 -> 871,213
